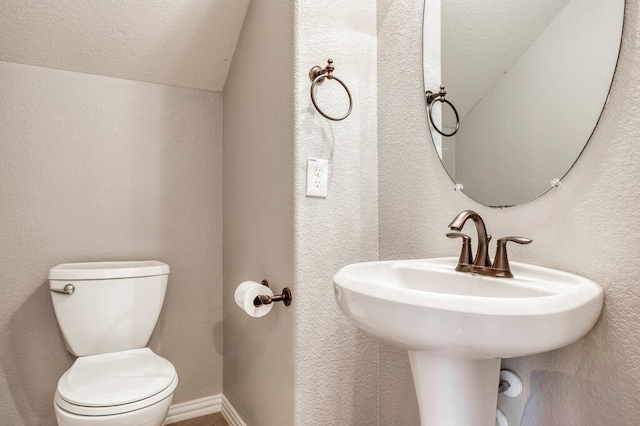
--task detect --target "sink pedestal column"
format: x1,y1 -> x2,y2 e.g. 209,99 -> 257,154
408,352 -> 501,426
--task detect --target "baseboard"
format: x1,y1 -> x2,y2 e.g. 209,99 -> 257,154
163,394 -> 221,424
221,394 -> 247,426
163,394 -> 246,426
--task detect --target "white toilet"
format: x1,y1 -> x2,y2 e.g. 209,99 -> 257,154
49,261 -> 178,426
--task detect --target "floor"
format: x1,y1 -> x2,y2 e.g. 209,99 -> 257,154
166,412 -> 229,426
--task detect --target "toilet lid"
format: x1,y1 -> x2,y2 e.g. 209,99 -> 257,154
57,348 -> 176,407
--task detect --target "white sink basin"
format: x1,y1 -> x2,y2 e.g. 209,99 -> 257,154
333,257 -> 603,425
333,257 -> 602,358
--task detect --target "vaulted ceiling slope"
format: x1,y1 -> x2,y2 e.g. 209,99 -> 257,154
441,0 -> 571,118
0,0 -> 250,91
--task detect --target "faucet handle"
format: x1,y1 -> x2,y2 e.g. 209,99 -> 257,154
492,236 -> 532,278
498,236 -> 532,245
447,232 -> 473,270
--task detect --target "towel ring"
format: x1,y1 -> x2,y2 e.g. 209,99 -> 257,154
426,86 -> 460,137
309,59 -> 353,121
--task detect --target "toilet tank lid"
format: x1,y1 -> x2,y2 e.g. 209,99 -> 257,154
48,261 -> 170,280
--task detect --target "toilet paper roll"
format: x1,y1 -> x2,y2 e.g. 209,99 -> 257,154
234,281 -> 274,317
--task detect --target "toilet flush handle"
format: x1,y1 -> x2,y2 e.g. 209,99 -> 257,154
50,284 -> 75,295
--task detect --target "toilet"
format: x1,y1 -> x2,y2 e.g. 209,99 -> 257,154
49,261 -> 178,426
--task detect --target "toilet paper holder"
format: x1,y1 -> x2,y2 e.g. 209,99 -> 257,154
254,280 -> 292,307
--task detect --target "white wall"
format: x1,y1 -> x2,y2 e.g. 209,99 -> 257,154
222,0 -> 296,424
293,0 -> 379,424
0,60 -> 223,424
224,0 -> 378,424
378,0 -> 640,424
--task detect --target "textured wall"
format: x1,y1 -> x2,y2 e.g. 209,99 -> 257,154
378,0 -> 640,425
0,61 -> 223,424
222,0 -> 296,424
293,0 -> 379,424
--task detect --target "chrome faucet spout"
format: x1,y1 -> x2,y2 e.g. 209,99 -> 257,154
448,210 -> 491,267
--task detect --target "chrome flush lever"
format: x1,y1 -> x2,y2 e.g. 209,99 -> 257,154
50,284 -> 75,295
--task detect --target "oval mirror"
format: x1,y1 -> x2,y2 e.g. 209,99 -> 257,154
423,0 -> 625,207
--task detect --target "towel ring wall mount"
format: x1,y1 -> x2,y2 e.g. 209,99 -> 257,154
426,85 -> 460,137
309,59 -> 353,121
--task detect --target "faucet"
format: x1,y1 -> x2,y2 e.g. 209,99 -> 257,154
447,210 -> 532,277
448,210 -> 492,268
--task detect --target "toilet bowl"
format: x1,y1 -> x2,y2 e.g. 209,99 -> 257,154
49,261 -> 177,426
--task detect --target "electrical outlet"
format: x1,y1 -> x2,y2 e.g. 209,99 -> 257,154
306,158 -> 328,198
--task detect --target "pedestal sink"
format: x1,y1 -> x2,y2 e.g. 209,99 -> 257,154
332,257 -> 603,426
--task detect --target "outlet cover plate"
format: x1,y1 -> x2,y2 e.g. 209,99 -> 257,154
306,158 -> 328,198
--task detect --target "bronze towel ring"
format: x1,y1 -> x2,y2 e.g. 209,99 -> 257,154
426,86 -> 460,137
309,59 -> 353,121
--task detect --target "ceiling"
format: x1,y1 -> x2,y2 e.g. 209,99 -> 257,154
442,0 -> 572,118
0,0 -> 251,91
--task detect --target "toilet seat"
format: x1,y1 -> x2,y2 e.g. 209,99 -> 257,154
55,348 -> 178,416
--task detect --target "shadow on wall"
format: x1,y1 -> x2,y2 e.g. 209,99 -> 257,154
0,281 -> 73,425
521,370 -> 623,425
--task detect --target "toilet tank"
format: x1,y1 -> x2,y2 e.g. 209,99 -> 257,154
48,261 -> 170,357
